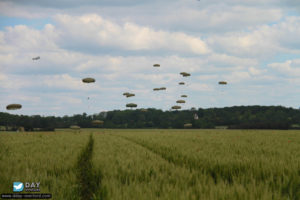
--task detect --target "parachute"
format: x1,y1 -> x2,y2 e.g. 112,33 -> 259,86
159,87 -> 166,90
153,88 -> 160,91
123,92 -> 130,96
6,104 -> 22,110
180,72 -> 191,77
92,120 -> 104,125
179,82 -> 185,85
184,123 -> 193,128
126,103 -> 137,108
176,100 -> 185,104
181,95 -> 187,98
32,56 -> 40,60
82,78 -> 95,83
171,105 -> 181,110
153,64 -> 160,67
218,81 -> 227,85
126,93 -> 135,98
70,125 -> 80,129
82,77 -> 95,104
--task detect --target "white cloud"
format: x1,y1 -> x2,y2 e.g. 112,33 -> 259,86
42,74 -> 93,90
54,14 -> 210,54
269,59 -> 300,76
2,2 -> 300,115
189,83 -> 214,92
4,24 -> 58,51
248,67 -> 266,76
224,71 -> 251,83
0,74 -> 34,90
51,95 -> 82,104
131,4 -> 283,33
0,1 -> 53,18
207,16 -> 300,58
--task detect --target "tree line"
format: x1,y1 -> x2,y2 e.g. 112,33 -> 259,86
1,106 -> 300,131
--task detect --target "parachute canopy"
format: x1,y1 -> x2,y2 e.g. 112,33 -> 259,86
32,56 -> 40,60
180,72 -> 191,77
126,93 -> 135,98
6,104 -> 22,110
92,120 -> 104,125
153,88 -> 160,91
184,123 -> 193,128
70,125 -> 80,129
176,100 -> 185,104
82,78 -> 95,83
153,64 -> 160,67
159,87 -> 166,90
171,105 -> 181,110
126,103 -> 137,108
179,82 -> 185,85
123,92 -> 130,96
218,81 -> 227,85
181,95 -> 187,98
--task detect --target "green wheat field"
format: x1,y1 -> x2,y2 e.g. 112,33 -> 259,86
0,129 -> 300,200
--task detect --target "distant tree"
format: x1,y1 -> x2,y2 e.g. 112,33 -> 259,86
0,105 -> 299,130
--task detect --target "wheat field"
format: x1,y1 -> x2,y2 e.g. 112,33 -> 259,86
0,129 -> 299,199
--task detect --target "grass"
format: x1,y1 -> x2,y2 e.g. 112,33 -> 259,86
0,129 -> 300,199
0,131 -> 89,199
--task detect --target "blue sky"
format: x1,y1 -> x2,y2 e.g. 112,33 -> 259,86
1,0 -> 300,116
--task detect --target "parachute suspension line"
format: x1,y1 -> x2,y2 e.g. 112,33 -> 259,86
153,63 -> 162,109
82,77 -> 96,113
217,81 -> 228,107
